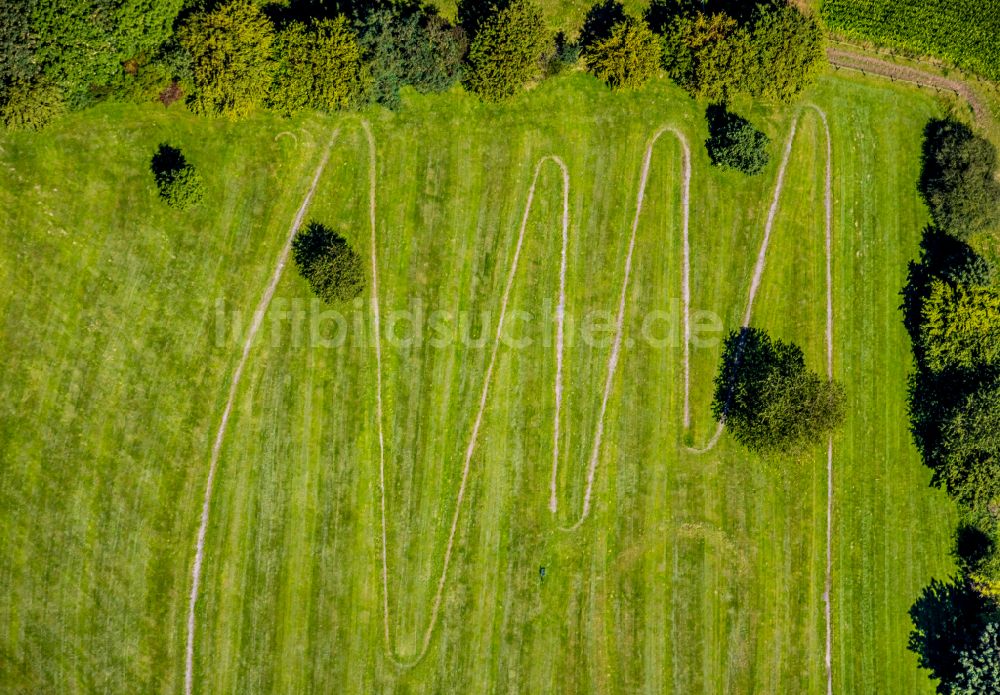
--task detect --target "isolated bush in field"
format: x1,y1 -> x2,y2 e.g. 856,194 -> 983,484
292,222 -> 365,304
704,103 -> 769,174
357,8 -> 467,110
711,327 -> 846,455
584,17 -> 661,90
0,79 -> 66,131
178,0 -> 276,118
465,0 -> 548,103
270,17 -> 371,116
920,118 -> 1000,240
151,144 -> 205,211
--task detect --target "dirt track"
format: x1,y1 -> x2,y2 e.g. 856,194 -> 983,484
827,47 -> 988,123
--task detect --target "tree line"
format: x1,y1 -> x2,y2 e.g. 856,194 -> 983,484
0,0 -> 826,130
903,118 -> 1000,694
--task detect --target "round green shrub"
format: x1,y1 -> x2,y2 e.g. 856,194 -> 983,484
292,222 -> 365,304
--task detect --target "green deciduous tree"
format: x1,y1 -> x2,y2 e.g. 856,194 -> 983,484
151,144 -> 205,211
704,103 -> 769,174
742,2 -> 824,102
0,78 -> 65,131
920,118 -> 1000,240
30,0 -> 183,102
270,17 -> 371,116
933,379 -> 1000,512
0,0 -> 38,90
658,2 -> 823,103
921,279 -> 1000,372
953,621 -> 1000,694
464,0 -> 547,103
292,222 -> 365,304
583,16 -> 661,90
660,11 -> 749,101
178,0 -> 276,118
909,578 -> 998,694
711,327 -> 846,455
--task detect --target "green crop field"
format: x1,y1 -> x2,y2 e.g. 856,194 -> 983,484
0,71 -> 958,693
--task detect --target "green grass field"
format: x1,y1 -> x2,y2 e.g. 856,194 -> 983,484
0,71 -> 958,693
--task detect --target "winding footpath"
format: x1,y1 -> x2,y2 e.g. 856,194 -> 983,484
185,107 -> 837,690
183,129 -> 339,695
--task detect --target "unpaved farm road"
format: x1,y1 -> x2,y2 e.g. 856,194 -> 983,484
827,47 -> 989,123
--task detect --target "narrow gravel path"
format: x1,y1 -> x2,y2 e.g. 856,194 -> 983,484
183,130 -> 339,695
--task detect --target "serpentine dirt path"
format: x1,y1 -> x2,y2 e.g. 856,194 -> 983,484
183,130 -> 339,695
186,107 -> 837,687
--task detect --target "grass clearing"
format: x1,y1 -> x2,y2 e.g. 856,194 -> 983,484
0,71 -> 957,693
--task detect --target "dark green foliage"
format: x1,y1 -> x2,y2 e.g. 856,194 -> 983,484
151,144 -> 205,211
464,0 -> 547,103
270,17 -> 371,115
953,621 -> 1000,694
357,7 -> 467,110
179,0 -> 277,118
908,578 -> 998,694
0,79 -> 65,131
543,32 -> 581,77
583,16 -> 660,90
657,2 -> 823,103
822,0 -> 1000,81
901,227 -> 993,348
457,0 -> 507,40
292,222 -> 365,304
929,380 -> 1000,511
0,0 -> 38,89
660,10 -> 748,101
579,0 -> 626,50
711,327 -> 846,455
704,103 -> 769,175
919,119 -> 1000,240
30,0 -> 184,102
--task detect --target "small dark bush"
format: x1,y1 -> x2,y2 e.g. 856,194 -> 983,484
292,221 -> 365,304
705,103 -> 769,175
151,144 -> 205,210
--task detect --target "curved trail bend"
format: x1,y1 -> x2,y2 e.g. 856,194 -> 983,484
186,107 -> 837,689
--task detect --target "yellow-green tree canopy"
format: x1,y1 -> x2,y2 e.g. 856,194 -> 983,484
270,17 -> 372,116
179,0 -> 276,119
464,0 -> 548,103
584,17 -> 661,90
922,280 -> 1000,372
